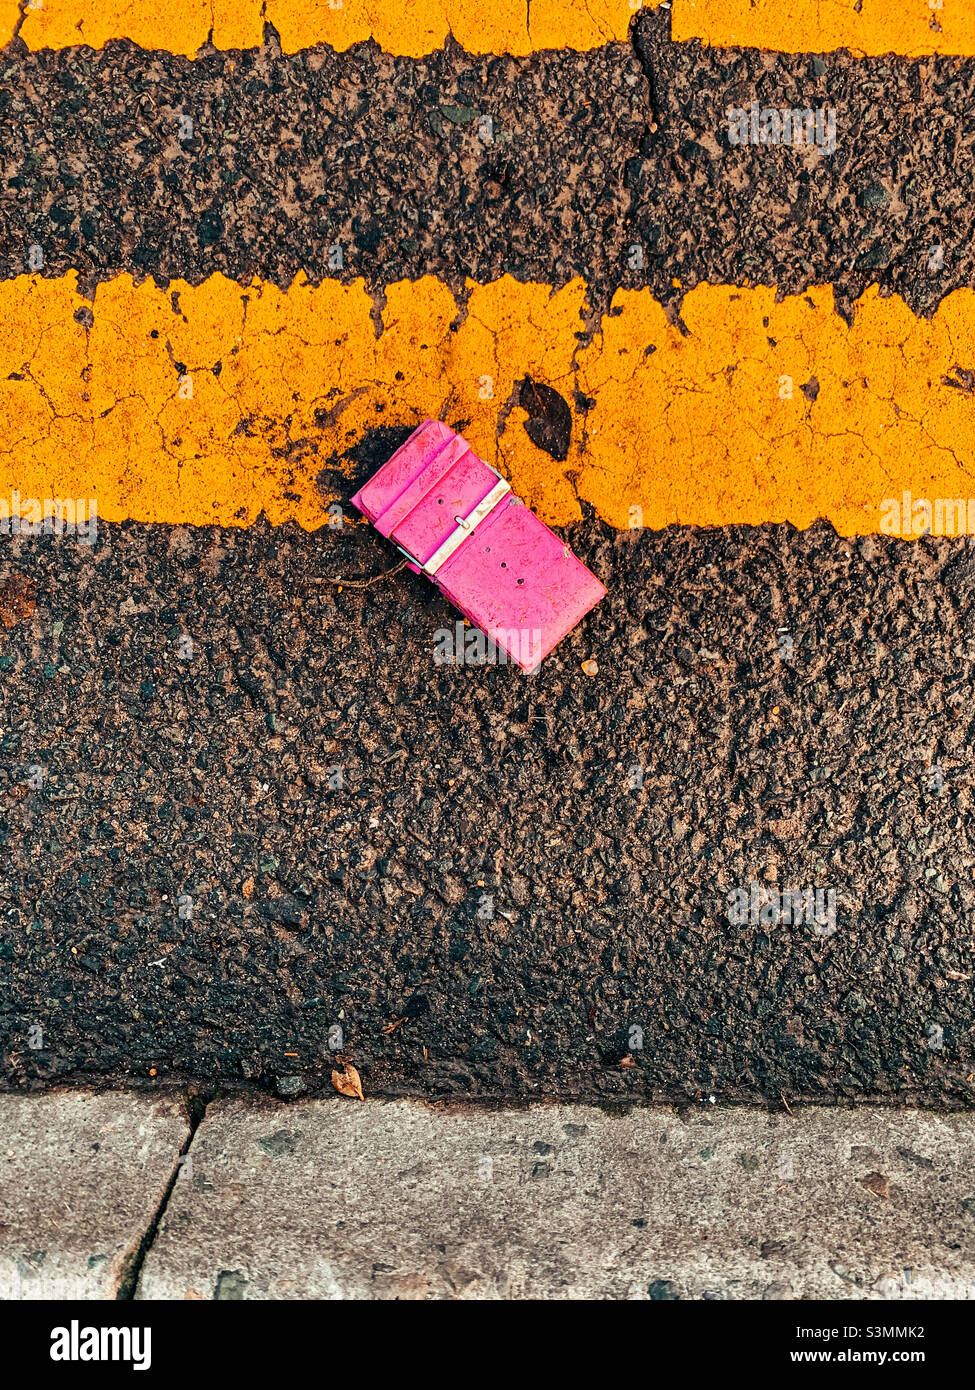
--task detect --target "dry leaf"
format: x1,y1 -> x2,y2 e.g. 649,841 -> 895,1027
242,877 -> 255,899
859,1170 -> 891,1199
620,1053 -> 637,1069
581,659 -> 599,677
331,1062 -> 364,1100
0,575 -> 35,630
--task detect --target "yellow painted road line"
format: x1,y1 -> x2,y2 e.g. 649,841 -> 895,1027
0,0 -> 656,58
3,270 -> 975,538
3,0 -> 973,57
674,0 -> 975,59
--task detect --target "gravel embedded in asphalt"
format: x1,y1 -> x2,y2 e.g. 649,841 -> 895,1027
1,477 -> 974,1104
1,11 -> 973,316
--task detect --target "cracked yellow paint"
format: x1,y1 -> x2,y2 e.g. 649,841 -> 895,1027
2,0 -> 658,58
673,0 -> 975,59
3,0 -> 973,56
576,282 -> 975,534
3,270 -> 975,537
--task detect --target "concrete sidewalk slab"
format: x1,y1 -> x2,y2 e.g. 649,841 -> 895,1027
137,1099 -> 975,1300
0,1091 -> 190,1299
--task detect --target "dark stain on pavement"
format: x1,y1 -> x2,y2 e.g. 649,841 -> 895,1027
518,378 -> 572,462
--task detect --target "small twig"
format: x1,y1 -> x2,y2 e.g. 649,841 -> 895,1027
312,559 -> 410,590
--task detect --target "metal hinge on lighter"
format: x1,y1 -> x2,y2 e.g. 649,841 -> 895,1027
351,420 -> 606,672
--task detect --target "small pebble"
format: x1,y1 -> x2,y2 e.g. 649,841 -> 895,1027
276,1075 -> 306,1098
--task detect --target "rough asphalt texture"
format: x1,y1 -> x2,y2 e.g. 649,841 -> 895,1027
2,451 -> 975,1104
0,11 -> 970,316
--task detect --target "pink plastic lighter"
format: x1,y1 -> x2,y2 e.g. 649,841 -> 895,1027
351,420 -> 606,671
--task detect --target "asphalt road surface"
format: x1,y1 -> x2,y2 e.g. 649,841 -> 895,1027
0,10 -> 971,317
3,8 -> 975,1108
2,476 -> 974,1104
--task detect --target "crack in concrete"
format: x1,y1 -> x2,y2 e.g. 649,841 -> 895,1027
117,1091 -> 208,1300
